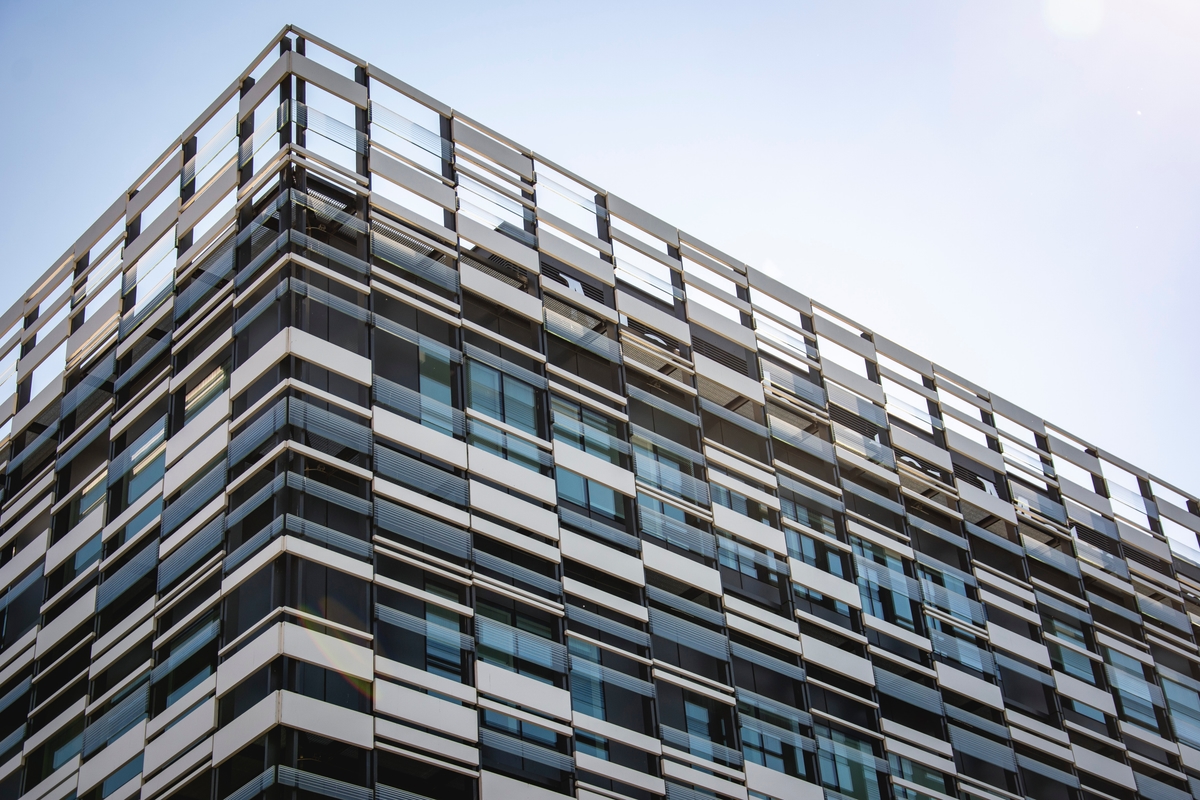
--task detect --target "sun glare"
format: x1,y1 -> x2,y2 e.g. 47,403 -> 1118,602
1044,0 -> 1106,38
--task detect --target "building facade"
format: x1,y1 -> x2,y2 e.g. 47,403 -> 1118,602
2,23 -> 1200,800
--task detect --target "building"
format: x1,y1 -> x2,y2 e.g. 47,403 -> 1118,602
1,22 -> 1199,800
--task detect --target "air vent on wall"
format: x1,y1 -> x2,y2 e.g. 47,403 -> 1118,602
692,334 -> 747,375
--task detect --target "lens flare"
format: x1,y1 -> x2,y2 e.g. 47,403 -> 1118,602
1044,0 -> 1105,38
293,601 -> 376,700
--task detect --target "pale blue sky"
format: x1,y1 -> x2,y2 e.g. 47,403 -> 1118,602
0,0 -> 1197,494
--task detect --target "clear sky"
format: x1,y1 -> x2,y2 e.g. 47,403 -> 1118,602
0,0 -> 1197,495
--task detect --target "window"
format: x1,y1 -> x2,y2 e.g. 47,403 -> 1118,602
222,555 -> 371,646
0,569 -> 45,651
476,597 -> 564,686
780,480 -> 841,539
285,726 -> 371,788
69,471 -> 107,529
686,697 -> 714,756
732,643 -> 804,705
109,413 -> 167,525
418,347 -> 458,435
655,683 -> 739,767
464,293 -> 539,351
286,452 -> 372,546
627,375 -> 697,445
290,557 -> 371,633
568,638 -> 654,734
918,561 -> 984,627
44,533 -> 101,603
889,754 -> 953,796
23,717 -> 84,788
551,395 -> 626,466
997,654 -> 1058,724
373,295 -> 459,436
927,615 -> 992,679
1104,646 -> 1167,735
468,417 -> 545,473
570,646 -> 605,720
377,751 -> 475,800
651,602 -> 729,684
719,535 -> 788,611
0,673 -> 30,762
632,434 -> 706,506
1061,697 -> 1110,735
546,334 -> 621,394
180,361 -> 229,427
426,599 -> 464,683
127,436 -> 166,505
701,403 -> 770,466
637,492 -> 714,563
153,612 -> 218,712
28,342 -> 67,401
815,723 -> 887,800
480,707 -> 572,793
842,474 -> 906,533
375,584 -> 469,684
287,659 -> 371,713
794,584 -> 858,632
476,538 -> 559,600
1162,673 -> 1200,750
467,360 -> 541,437
853,537 -> 922,634
740,693 -> 814,781
711,483 -> 776,526
789,531 -> 849,579
558,468 -> 626,526
1043,614 -> 1100,684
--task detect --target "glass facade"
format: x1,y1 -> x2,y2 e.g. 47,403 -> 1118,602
1,23 -> 1199,800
